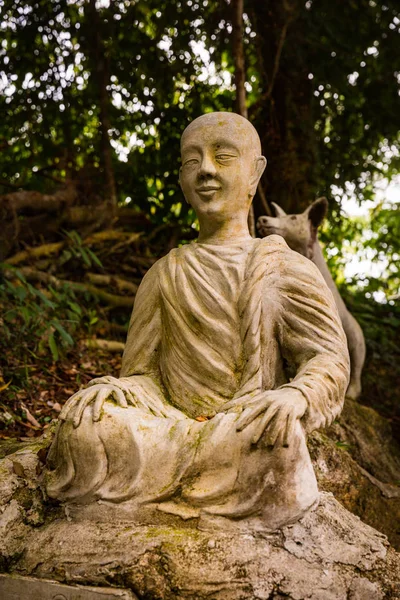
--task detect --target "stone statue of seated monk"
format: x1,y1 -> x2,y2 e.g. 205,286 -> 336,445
46,112 -> 350,530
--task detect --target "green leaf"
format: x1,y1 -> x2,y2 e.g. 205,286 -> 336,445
5,280 -> 19,296
20,307 -> 32,324
48,332 -> 59,362
50,320 -> 74,346
80,247 -> 92,267
49,285 -> 61,301
86,248 -> 103,268
335,441 -> 351,450
59,249 -> 73,264
13,285 -> 27,301
65,230 -> 82,245
33,289 -> 56,309
68,301 -> 82,315
13,269 -> 27,284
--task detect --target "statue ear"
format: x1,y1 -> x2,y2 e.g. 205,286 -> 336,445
306,197 -> 328,229
271,202 -> 287,217
249,156 -> 267,196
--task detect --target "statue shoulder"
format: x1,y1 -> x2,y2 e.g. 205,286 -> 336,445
141,244 -> 191,282
257,234 -> 294,263
259,233 -> 289,250
138,253 -> 169,287
163,242 -> 196,262
257,235 -> 323,284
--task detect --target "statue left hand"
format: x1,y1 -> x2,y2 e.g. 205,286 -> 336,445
59,381 -> 133,428
59,375 -> 174,427
220,389 -> 307,447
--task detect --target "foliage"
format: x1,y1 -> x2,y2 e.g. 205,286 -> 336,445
0,0 -> 234,224
0,1 -> 399,288
0,258 -> 106,435
0,265 -> 98,365
61,230 -> 103,269
306,0 -> 400,199
242,0 -> 400,206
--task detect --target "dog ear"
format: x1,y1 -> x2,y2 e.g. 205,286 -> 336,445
306,197 -> 328,229
271,202 -> 287,218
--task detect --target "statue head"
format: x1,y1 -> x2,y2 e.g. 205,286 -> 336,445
179,112 -> 266,223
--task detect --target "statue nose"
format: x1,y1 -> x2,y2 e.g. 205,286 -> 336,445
199,154 -> 217,177
258,216 -> 268,226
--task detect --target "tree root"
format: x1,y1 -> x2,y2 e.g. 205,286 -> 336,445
86,273 -> 138,295
5,267 -> 135,308
5,242 -> 66,265
81,339 -> 125,353
4,230 -> 144,267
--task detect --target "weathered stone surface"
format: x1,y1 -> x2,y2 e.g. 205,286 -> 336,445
2,492 -> 400,600
1,432 -> 400,599
335,399 -> 400,484
45,112 -> 350,533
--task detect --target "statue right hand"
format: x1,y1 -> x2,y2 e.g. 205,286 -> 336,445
59,383 -> 134,428
219,389 -> 307,447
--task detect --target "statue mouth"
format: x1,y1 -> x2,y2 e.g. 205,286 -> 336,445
196,186 -> 221,197
196,186 -> 220,191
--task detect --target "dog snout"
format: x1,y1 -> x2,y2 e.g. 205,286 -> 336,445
257,216 -> 269,227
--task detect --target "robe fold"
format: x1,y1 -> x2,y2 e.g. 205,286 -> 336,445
46,235 -> 350,529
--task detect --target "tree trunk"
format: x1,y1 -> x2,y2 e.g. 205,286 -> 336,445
249,0 -> 320,215
231,0 -> 256,236
87,0 -> 118,214
232,0 -> 248,119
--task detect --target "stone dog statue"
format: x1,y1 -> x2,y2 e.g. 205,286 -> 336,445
257,198 -> 365,401
45,113 -> 350,531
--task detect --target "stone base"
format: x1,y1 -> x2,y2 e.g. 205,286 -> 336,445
0,574 -> 136,599
3,494 -> 400,599
1,438 -> 400,599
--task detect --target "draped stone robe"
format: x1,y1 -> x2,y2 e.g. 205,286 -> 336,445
46,235 -> 350,529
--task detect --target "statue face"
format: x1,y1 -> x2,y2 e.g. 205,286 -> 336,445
179,114 -> 265,222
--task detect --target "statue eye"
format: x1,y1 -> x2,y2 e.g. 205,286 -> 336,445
216,153 -> 236,162
184,158 -> 199,167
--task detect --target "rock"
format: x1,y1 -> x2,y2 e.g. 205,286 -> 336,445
348,576 -> 384,600
337,399 -> 400,483
3,493 -> 400,600
0,574 -> 137,599
310,399 -> 400,550
1,439 -> 400,600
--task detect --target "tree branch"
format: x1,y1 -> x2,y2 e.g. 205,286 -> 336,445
4,229 -> 138,266
0,188 -> 76,214
264,19 -> 290,101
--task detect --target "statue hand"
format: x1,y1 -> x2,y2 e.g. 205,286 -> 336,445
59,383 -> 137,428
225,389 -> 307,447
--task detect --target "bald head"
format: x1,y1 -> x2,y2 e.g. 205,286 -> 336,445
179,111 -> 267,233
181,112 -> 262,159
